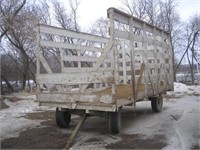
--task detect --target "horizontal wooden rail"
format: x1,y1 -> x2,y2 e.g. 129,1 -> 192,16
39,24 -> 109,43
40,40 -> 105,53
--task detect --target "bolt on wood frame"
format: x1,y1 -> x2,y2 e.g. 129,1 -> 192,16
36,7 -> 173,113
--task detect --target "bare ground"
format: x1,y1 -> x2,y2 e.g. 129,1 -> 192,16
0,98 -> 9,110
1,110 -> 168,149
105,134 -> 166,149
1,127 -> 69,149
1,96 -> 24,110
1,85 -> 200,149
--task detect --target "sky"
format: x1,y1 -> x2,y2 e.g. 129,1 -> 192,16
177,0 -> 200,21
72,0 -> 200,29
77,0 -> 121,29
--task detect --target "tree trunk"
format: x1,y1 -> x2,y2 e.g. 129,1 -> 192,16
1,75 -> 14,92
191,49 -> 194,84
1,80 -> 3,94
22,73 -> 26,90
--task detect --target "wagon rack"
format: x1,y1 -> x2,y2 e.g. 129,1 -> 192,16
36,7 -> 173,145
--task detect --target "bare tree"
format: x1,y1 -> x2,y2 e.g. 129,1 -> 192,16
52,0 -> 72,29
4,7 -> 39,89
34,0 -> 52,25
0,0 -> 28,91
69,0 -> 81,31
51,0 -> 82,68
1,53 -> 15,93
175,15 -> 200,84
159,0 -> 180,81
52,0 -> 80,31
120,0 -> 147,20
1,0 -> 53,90
145,0 -> 160,25
1,0 -> 84,91
0,0 -> 27,42
89,17 -> 109,37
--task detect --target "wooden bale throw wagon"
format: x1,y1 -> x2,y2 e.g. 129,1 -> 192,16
36,8 -> 174,133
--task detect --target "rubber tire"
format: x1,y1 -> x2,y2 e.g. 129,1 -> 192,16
151,94 -> 163,112
109,110 -> 121,134
55,108 -> 71,128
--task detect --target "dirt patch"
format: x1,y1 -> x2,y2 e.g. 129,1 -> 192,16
1,127 -> 69,149
0,94 -> 36,110
105,134 -> 167,149
164,93 -> 183,99
1,111 -> 79,149
24,111 -> 55,120
192,144 -> 200,149
1,110 -> 167,149
3,96 -> 22,102
0,98 -> 9,110
188,93 -> 200,96
1,110 -> 69,149
84,137 -> 101,143
25,111 -> 60,127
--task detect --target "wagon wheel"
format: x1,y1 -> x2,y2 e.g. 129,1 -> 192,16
55,108 -> 71,128
109,109 -> 121,134
150,94 -> 163,112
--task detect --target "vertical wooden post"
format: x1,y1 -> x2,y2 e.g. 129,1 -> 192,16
36,24 -> 40,93
108,8 -> 117,105
153,27 -> 158,94
77,51 -> 81,68
60,37 -> 64,73
122,41 -> 127,84
142,23 -> 148,96
168,33 -> 174,90
36,24 -> 40,77
129,17 -> 136,106
60,49 -> 64,73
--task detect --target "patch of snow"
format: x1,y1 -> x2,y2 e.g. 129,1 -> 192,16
0,96 -> 53,140
121,101 -> 177,137
176,108 -> 199,149
0,82 -> 199,150
167,82 -> 200,97
163,86 -> 200,149
15,94 -> 37,100
121,83 -> 200,149
163,103 -> 200,150
174,82 -> 188,92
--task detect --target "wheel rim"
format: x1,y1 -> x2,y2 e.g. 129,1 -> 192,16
109,110 -> 121,134
157,96 -> 163,110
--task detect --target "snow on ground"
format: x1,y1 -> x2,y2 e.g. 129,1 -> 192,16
71,82 -> 200,149
131,95 -> 199,150
0,94 -> 53,140
120,82 -> 200,150
0,83 -> 199,149
163,83 -> 200,150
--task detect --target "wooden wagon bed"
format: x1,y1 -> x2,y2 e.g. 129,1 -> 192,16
36,7 -> 173,112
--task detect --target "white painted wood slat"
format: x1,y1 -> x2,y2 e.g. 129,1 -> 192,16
40,40 -> 104,53
39,24 -> 109,43
37,72 -> 114,84
63,55 -> 97,62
